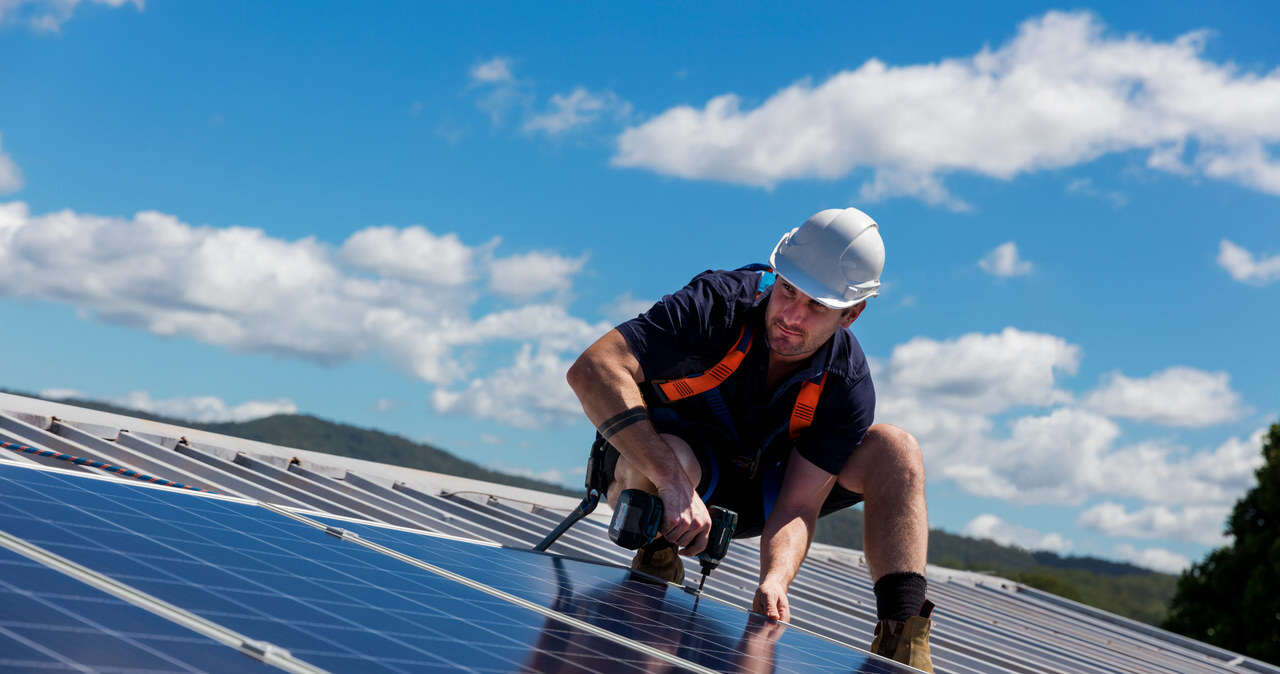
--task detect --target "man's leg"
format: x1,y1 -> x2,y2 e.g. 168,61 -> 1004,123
606,433 -> 703,584
836,423 -> 933,672
836,424 -> 928,578
606,433 -> 702,508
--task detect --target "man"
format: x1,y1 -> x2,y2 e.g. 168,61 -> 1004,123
566,207 -> 934,671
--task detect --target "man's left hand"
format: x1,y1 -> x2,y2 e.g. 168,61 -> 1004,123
752,579 -> 790,622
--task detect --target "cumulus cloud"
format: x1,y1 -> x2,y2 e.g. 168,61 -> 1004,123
340,225 -> 494,286
1218,239 -> 1280,285
614,11 -> 1280,206
488,250 -> 588,300
872,325 -> 1265,512
978,242 -> 1033,277
1077,502 -> 1229,546
0,201 -> 607,428
0,0 -> 141,32
962,514 -> 1072,553
0,135 -> 22,194
525,88 -> 633,135
41,388 -> 295,423
431,345 -> 583,428
1114,544 -> 1192,574
879,327 -> 1079,414
1084,367 -> 1247,427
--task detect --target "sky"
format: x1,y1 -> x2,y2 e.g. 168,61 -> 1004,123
1,0 -> 1278,575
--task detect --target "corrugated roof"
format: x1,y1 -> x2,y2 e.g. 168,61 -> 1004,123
1,391 -> 1275,673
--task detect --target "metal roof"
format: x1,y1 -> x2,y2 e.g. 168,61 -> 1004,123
1,391 -> 1275,673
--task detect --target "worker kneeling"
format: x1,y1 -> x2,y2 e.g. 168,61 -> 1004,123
567,207 -> 934,672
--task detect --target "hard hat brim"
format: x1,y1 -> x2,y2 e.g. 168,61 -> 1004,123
770,258 -> 861,310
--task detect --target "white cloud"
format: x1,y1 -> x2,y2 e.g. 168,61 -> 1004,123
978,242 -> 1033,277
962,514 -> 1072,553
432,345 -> 584,428
1114,544 -> 1192,574
479,433 -> 502,445
469,56 -> 514,84
373,398 -> 399,412
880,327 -> 1079,414
613,11 -> 1280,205
1066,177 -> 1127,207
0,135 -> 22,194
339,225 -> 492,286
601,292 -> 655,324
56,390 -> 297,423
468,56 -> 531,125
1078,502 -> 1229,546
0,200 -> 609,428
1085,367 -> 1247,427
1218,239 -> 1280,285
488,250 -> 588,300
39,388 -> 81,399
0,0 -> 141,32
525,88 -> 633,136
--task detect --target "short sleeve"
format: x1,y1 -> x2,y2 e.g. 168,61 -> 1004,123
794,372 -> 876,475
615,270 -> 754,382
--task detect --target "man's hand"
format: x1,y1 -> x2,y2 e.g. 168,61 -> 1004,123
752,579 -> 790,622
657,483 -> 712,556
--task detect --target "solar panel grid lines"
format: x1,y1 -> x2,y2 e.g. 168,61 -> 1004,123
0,465 -> 692,673
303,512 -> 919,674
109,427 -> 311,507
265,506 -> 726,674
0,531 -> 321,674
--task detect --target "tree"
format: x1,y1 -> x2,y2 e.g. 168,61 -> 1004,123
1163,422 -> 1280,664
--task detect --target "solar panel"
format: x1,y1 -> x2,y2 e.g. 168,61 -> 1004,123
0,546 -> 282,673
0,462 -> 917,673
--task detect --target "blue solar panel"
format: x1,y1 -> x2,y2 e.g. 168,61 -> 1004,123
0,464 -> 916,673
313,515 -> 913,674
0,546 -> 277,673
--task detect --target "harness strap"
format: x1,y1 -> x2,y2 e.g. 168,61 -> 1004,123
654,324 -> 753,402
789,372 -> 827,439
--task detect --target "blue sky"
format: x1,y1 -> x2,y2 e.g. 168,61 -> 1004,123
2,0 -> 1278,574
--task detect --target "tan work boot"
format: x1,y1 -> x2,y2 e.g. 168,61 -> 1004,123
870,600 -> 934,672
629,540 -> 685,585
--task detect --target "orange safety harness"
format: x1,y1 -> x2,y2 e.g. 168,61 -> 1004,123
650,268 -> 828,441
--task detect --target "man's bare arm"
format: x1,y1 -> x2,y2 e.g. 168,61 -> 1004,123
753,451 -> 836,621
566,329 -> 711,553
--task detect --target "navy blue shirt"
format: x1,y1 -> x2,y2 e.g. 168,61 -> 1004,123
617,269 -> 876,476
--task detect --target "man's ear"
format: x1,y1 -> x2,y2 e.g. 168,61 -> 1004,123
840,302 -> 866,328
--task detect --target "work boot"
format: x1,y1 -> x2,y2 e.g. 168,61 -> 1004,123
870,600 -> 934,672
629,540 -> 684,585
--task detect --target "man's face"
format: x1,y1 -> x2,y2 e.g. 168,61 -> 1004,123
764,278 -> 863,360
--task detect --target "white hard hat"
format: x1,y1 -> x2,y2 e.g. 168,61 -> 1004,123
769,207 -> 885,309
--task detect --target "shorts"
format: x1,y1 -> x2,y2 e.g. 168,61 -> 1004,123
594,407 -> 863,539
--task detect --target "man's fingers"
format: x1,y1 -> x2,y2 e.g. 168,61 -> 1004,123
680,527 -> 709,557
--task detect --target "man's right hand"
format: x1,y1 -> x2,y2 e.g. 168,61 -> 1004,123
657,484 -> 712,557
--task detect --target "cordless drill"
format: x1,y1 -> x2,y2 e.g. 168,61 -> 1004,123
609,489 -> 738,592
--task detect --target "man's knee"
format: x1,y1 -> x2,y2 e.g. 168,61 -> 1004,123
839,424 -> 924,493
607,432 -> 702,503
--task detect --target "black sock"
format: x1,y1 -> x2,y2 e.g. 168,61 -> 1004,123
873,572 -> 927,622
